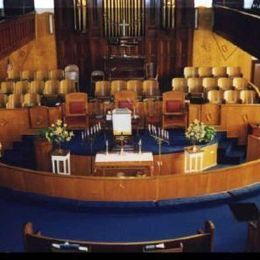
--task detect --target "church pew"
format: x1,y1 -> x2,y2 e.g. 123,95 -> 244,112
23,220 -> 214,252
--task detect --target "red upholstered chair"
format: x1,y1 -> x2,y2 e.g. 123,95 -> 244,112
162,91 -> 187,129
64,92 -> 89,129
114,90 -> 138,112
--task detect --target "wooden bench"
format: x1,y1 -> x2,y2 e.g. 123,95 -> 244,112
23,220 -> 215,252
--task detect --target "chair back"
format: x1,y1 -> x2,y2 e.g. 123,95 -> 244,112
212,66 -> 227,78
202,77 -> 218,92
226,66 -> 242,78
65,92 -> 88,116
1,81 -> 15,94
240,90 -> 256,104
223,90 -> 239,104
233,77 -> 248,90
95,81 -> 111,98
198,67 -> 212,78
163,91 -> 185,114
7,69 -> 20,81
217,77 -> 233,91
184,67 -> 198,78
23,93 -> 41,107
187,78 -> 203,93
6,94 -> 24,109
111,80 -> 127,96
172,78 -> 188,92
28,81 -> 44,94
65,65 -> 80,91
43,80 -> 60,95
143,79 -> 159,97
49,69 -> 64,81
207,90 -> 223,104
145,62 -> 157,79
35,70 -> 48,81
0,93 -> 7,108
114,90 -> 137,111
127,80 -> 143,97
21,70 -> 34,81
59,79 -> 76,95
13,81 -> 29,94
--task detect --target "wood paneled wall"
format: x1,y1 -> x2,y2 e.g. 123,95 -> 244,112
54,0 -> 195,93
0,13 -> 35,60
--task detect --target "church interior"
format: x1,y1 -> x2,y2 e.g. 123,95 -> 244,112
0,0 -> 260,253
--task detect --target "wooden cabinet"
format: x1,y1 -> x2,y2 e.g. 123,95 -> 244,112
201,104 -> 221,126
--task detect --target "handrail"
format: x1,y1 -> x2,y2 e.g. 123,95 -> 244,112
248,82 -> 260,98
214,5 -> 260,20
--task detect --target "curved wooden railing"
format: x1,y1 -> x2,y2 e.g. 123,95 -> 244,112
0,159 -> 260,202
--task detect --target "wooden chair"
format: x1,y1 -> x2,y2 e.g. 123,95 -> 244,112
13,81 -> 30,95
223,90 -> 239,104
35,70 -> 49,81
0,81 -> 15,94
95,80 -> 111,99
143,98 -> 161,127
0,93 -> 7,108
145,62 -> 158,80
143,79 -> 160,98
58,79 -> 76,98
23,220 -> 215,252
172,78 -> 188,93
49,69 -> 65,81
207,90 -> 223,104
7,69 -> 20,81
240,90 -> 256,104
162,91 -> 187,129
184,66 -> 198,78
65,64 -> 79,91
43,80 -> 60,96
212,66 -> 227,78
198,67 -> 213,78
111,80 -> 127,96
64,92 -> 89,129
23,93 -> 41,107
91,70 -> 105,95
6,94 -> 24,109
21,70 -> 34,81
226,66 -> 242,78
28,80 -> 45,94
127,80 -> 143,98
233,77 -> 248,91
187,78 -> 203,94
202,77 -> 218,93
217,77 -> 233,91
114,90 -> 138,112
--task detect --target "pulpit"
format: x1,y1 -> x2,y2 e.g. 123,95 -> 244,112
112,108 -> 132,136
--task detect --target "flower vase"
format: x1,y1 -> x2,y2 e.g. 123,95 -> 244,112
192,144 -> 199,152
54,142 -> 63,154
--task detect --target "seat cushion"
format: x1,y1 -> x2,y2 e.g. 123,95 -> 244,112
166,100 -> 182,113
69,101 -> 86,114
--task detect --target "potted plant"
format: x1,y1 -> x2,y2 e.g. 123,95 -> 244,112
185,119 -> 216,152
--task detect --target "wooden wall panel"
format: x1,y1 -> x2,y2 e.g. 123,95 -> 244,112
247,135 -> 260,162
201,104 -> 221,125
0,13 -> 35,60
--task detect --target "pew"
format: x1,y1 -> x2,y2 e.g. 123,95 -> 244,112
23,220 -> 215,252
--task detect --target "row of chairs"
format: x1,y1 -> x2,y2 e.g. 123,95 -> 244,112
95,79 -> 160,99
183,66 -> 242,78
172,77 -> 252,93
6,64 -> 79,84
207,89 -> 257,104
0,79 -> 76,96
0,93 -> 41,109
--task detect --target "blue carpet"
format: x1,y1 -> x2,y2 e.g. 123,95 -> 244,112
1,184 -> 260,252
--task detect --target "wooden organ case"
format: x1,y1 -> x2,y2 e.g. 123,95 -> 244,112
54,0 -> 195,93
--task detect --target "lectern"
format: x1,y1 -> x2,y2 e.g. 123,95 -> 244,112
112,108 -> 132,136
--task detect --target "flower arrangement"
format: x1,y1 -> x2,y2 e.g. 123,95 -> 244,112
38,119 -> 74,148
185,119 -> 216,146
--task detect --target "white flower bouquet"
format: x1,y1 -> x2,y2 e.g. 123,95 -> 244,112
185,119 -> 216,145
39,119 -> 74,147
